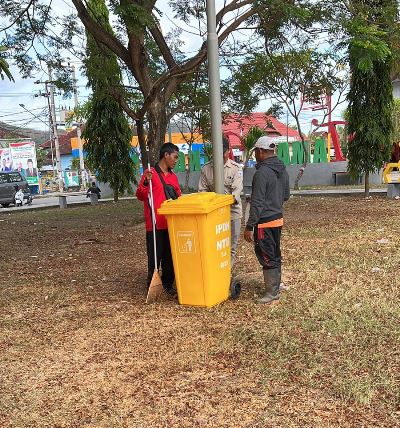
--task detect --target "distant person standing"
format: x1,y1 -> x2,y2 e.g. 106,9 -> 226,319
199,136 -> 243,267
86,182 -> 101,199
244,136 -> 290,304
14,185 -> 24,207
24,159 -> 37,177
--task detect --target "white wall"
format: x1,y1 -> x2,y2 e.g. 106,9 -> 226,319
393,80 -> 400,99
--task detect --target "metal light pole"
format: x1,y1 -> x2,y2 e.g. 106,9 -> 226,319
71,65 -> 87,189
206,0 -> 224,194
46,71 -> 63,193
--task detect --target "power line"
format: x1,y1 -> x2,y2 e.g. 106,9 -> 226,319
0,115 -> 46,134
0,106 -> 49,118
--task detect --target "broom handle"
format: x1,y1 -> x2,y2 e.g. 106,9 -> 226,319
148,160 -> 158,271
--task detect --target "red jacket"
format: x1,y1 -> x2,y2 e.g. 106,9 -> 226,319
136,166 -> 181,231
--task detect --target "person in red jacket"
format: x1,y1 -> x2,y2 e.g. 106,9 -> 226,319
136,143 -> 182,294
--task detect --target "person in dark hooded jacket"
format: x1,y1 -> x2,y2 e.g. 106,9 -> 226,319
244,136 -> 290,304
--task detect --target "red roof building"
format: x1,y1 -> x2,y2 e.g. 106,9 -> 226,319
41,128 -> 77,155
223,113 -> 301,148
40,129 -> 77,166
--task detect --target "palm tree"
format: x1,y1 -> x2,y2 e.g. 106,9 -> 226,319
242,126 -> 265,169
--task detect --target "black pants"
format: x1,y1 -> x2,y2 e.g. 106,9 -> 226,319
146,229 -> 175,289
254,226 -> 282,270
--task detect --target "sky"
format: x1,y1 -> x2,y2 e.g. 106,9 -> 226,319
0,0 -> 346,136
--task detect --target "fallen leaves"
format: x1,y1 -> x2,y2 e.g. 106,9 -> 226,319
0,198 -> 399,428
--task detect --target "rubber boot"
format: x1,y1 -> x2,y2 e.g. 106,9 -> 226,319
257,268 -> 280,304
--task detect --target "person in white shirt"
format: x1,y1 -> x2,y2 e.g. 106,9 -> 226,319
198,136 -> 243,268
14,186 -> 25,207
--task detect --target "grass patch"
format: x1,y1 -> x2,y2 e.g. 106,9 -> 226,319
0,197 -> 399,427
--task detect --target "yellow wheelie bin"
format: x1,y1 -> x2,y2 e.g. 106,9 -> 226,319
158,192 -> 234,307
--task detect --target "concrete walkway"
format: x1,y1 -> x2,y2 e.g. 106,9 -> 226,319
0,188 -> 388,214
0,194 -> 136,213
290,188 -> 387,197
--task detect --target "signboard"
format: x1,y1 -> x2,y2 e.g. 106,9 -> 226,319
0,148 -> 12,172
9,141 -> 39,185
64,170 -> 80,188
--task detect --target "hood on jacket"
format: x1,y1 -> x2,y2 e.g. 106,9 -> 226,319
256,156 -> 286,176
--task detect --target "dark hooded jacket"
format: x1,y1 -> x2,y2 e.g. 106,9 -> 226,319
246,156 -> 290,230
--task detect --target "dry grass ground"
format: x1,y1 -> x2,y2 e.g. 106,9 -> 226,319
0,197 -> 399,427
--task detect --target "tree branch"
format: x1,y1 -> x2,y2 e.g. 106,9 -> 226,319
109,87 -> 141,121
148,17 -> 177,70
148,5 -> 257,104
0,0 -> 35,32
71,0 -> 131,68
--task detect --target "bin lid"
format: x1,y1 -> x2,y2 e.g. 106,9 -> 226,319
158,192 -> 234,215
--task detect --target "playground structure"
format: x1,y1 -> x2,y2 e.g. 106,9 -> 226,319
383,161 -> 400,183
311,119 -> 346,162
302,91 -> 346,163
383,161 -> 400,198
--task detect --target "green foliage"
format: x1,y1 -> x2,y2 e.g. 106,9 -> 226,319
35,147 -> 48,170
242,126 -> 265,167
70,157 -> 81,171
346,0 -> 397,179
82,0 -> 136,200
171,65 -> 211,143
348,19 -> 392,74
0,46 -> 14,81
1,0 -> 334,166
265,103 -> 284,119
112,1 -> 154,34
202,143 -> 213,161
392,99 -> 400,143
336,125 -> 348,157
227,49 -> 342,115
83,95 -> 136,197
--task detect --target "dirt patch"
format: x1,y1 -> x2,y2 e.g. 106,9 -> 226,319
0,198 -> 399,427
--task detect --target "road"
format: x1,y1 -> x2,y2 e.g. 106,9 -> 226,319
0,193 -> 136,213
0,187 -> 388,214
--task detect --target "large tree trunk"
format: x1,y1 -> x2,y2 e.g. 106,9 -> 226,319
146,100 -> 168,167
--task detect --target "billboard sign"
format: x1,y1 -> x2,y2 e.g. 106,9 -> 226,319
0,148 -> 13,172
9,141 -> 39,185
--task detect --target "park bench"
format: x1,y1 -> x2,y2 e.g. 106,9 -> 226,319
57,191 -> 98,208
332,171 -> 362,186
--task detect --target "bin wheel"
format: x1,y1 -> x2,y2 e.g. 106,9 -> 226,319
230,278 -> 241,300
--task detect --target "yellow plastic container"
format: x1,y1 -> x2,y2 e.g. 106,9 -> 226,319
158,192 -> 234,307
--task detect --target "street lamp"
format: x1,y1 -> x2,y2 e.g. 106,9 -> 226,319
19,103 -> 49,127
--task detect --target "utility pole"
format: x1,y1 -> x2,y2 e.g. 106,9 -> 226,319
206,0 -> 224,194
71,65 -> 87,189
47,68 -> 63,192
48,108 -> 56,179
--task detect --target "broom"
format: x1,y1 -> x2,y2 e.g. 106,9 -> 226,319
146,155 -> 164,304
